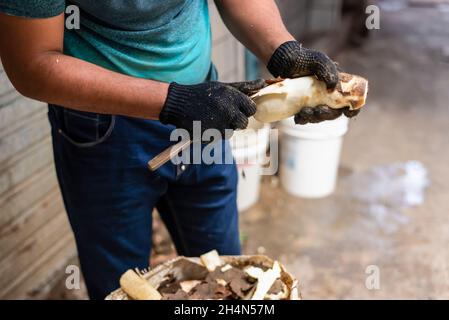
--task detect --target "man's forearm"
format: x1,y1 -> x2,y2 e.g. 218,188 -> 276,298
13,52 -> 168,119
214,0 -> 295,64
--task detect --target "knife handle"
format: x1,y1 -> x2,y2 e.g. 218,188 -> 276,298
147,139 -> 192,171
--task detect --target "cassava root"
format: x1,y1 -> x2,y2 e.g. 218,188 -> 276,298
252,73 -> 368,123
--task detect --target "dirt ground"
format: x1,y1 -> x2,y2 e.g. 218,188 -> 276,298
241,2 -> 449,299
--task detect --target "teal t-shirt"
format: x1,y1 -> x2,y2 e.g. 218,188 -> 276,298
0,0 -> 212,84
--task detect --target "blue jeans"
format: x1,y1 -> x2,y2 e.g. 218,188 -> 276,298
47,67 -> 240,299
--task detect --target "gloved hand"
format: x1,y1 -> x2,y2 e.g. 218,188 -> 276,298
268,41 -> 360,124
267,40 -> 339,89
160,79 -> 267,139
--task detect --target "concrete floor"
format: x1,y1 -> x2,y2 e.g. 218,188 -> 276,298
241,3 -> 449,299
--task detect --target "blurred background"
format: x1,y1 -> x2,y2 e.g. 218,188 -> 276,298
1,0 -> 448,299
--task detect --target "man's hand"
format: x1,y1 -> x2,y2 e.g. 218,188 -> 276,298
294,106 -> 361,125
267,40 -> 339,89
159,80 -> 267,139
267,41 -> 359,124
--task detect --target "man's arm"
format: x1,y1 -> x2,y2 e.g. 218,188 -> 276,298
214,0 -> 294,64
0,13 -> 168,119
0,12 -> 267,137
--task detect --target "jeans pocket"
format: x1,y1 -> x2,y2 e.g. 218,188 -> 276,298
59,108 -> 116,148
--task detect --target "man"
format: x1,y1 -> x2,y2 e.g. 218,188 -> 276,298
0,0 -> 343,299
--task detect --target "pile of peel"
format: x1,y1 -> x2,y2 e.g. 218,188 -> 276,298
106,250 -> 299,300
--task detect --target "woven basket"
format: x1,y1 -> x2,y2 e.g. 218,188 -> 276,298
106,255 -> 300,300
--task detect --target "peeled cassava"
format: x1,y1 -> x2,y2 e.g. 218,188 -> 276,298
252,73 -> 368,123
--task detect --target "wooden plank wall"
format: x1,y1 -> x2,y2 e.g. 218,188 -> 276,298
209,1 -> 246,82
0,2 -> 247,299
0,61 -> 76,299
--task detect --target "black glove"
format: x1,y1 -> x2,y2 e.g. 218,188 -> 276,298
160,79 -> 267,139
267,40 -> 339,89
268,41 -> 360,124
294,106 -> 360,125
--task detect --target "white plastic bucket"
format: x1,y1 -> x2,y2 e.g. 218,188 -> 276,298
279,115 -> 349,198
231,119 -> 270,211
